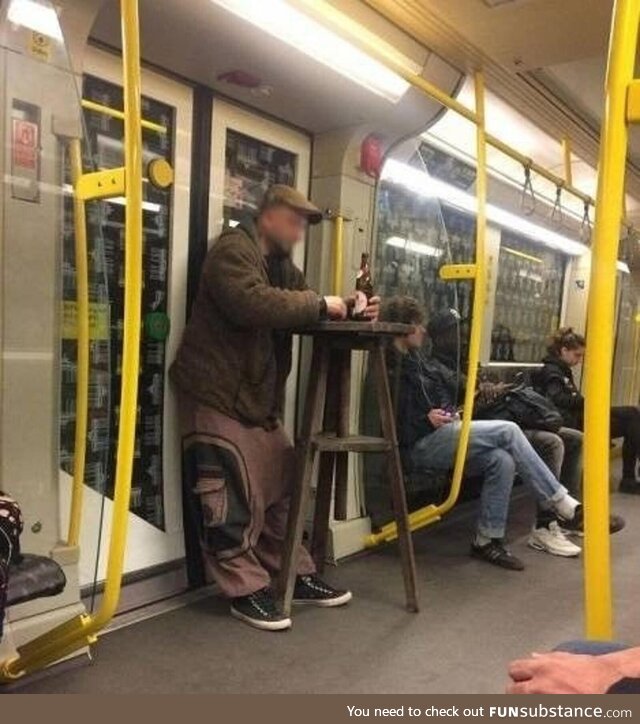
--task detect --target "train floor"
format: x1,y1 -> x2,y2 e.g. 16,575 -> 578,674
15,469 -> 640,694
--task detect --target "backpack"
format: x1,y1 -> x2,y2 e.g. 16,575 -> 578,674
0,492 -> 23,639
474,384 -> 563,433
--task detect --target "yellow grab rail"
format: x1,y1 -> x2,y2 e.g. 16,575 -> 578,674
81,98 -> 167,134
582,0 -> 640,640
366,70 -> 488,547
67,139 -> 90,548
97,0 -> 144,630
1,0 -> 144,680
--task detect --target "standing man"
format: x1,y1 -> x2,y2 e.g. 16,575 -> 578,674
171,185 -> 377,631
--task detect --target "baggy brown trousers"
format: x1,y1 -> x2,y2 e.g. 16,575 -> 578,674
179,394 -> 315,598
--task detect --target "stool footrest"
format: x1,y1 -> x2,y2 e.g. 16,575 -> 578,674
312,434 -> 392,453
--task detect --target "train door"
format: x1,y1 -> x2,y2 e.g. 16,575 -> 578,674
58,46 -> 193,599
208,101 -> 312,437
612,269 -> 636,405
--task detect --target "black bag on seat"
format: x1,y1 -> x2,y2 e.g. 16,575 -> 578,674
474,384 -> 563,433
1,491 -> 23,640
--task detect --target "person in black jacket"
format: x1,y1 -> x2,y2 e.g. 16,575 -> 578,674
533,327 -> 640,494
382,297 -> 583,571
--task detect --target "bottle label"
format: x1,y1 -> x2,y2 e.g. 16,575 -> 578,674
354,290 -> 367,316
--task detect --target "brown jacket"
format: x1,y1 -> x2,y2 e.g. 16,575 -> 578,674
170,220 -> 320,427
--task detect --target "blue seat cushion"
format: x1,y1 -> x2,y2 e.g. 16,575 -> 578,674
7,554 -> 66,607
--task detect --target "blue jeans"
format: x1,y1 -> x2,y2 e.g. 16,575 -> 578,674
411,420 -> 569,539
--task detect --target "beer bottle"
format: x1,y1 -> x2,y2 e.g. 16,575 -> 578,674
353,252 -> 374,320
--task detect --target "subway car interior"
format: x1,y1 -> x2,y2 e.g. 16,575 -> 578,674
1,0 -> 640,694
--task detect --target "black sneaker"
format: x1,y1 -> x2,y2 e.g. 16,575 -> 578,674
558,503 -> 584,535
230,587 -> 292,631
470,539 -> 525,571
292,574 -> 352,607
619,478 -> 640,495
561,509 -> 625,537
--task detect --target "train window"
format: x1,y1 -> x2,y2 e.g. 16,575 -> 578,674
222,128 -> 297,230
491,232 -> 565,363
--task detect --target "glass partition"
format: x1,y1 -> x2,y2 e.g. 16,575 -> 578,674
364,136 -> 479,525
490,232 -> 565,364
374,142 -> 477,358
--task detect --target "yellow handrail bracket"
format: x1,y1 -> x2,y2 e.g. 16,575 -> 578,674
439,264 -> 477,280
626,79 -> 640,123
76,167 -> 126,201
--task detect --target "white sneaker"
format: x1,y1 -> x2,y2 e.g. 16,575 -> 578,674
528,521 -> 581,557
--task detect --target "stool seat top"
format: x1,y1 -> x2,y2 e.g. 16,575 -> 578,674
292,320 -> 414,336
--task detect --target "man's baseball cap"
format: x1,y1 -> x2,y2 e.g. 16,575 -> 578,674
427,308 -> 461,339
259,184 -> 323,225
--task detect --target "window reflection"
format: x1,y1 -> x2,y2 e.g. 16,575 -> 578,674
375,180 -> 475,355
491,233 -> 565,363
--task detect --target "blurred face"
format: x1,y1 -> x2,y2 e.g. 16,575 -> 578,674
258,204 -> 307,256
560,345 -> 585,367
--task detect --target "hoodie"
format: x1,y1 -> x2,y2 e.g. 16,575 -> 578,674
390,348 -> 465,450
531,355 -> 584,429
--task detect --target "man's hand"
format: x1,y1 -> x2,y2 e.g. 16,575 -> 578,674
363,295 -> 381,321
323,296 -> 348,320
507,652 -> 623,694
427,409 -> 454,429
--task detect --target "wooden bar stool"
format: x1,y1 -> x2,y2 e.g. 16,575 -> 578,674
277,321 -> 419,616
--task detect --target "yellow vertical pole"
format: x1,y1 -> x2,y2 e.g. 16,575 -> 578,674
67,139 -> 90,547
332,214 -> 344,295
562,137 -> 573,187
583,0 -> 640,640
439,69 -> 488,514
94,0 -> 144,627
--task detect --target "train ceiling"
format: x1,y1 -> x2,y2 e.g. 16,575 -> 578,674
89,0 -> 462,139
89,0 -> 640,222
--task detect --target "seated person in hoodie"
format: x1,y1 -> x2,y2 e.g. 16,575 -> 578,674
426,308 -> 583,558
533,327 -> 640,495
382,296 -> 582,571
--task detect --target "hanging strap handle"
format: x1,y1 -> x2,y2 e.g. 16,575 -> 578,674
520,163 -> 536,216
551,184 -> 564,224
581,200 -> 592,242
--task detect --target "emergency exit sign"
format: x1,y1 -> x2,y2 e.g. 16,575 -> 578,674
12,118 -> 38,170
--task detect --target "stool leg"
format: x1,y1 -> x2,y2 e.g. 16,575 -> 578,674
310,347 -> 340,569
311,450 -> 334,572
334,348 -> 351,520
371,343 -> 419,613
277,341 -> 330,616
